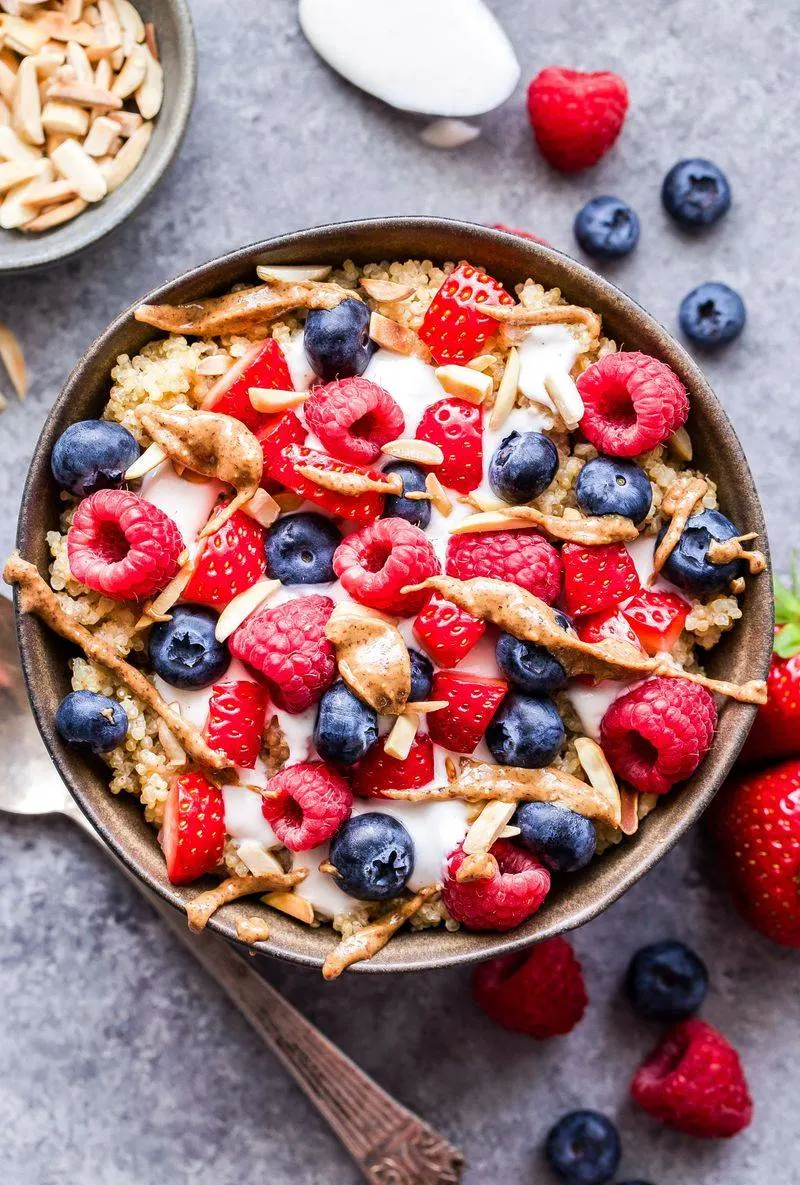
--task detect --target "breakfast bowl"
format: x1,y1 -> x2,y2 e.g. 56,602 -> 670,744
9,217 -> 774,973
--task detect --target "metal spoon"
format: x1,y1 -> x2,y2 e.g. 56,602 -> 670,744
0,593 -> 463,1185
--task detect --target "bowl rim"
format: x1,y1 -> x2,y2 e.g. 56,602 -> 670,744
13,216 -> 775,972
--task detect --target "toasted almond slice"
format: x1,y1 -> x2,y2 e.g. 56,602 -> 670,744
0,59 -> 16,106
107,107 -> 142,137
543,369 -> 583,430
93,54 -> 112,90
405,699 -> 448,713
263,890 -> 315,926
195,354 -> 231,376
499,824 -> 521,839
0,322 -> 26,400
369,310 -> 430,359
82,112 -> 119,156
420,117 -> 480,149
0,99 -> 9,128
436,364 -> 492,404
256,263 -> 333,284
358,276 -> 416,302
240,487 -> 281,529
575,736 -> 620,806
50,135 -> 106,200
110,40 -> 145,97
619,788 -> 639,836
99,117 -> 149,190
425,471 -> 452,516
383,710 -> 419,760
237,840 -> 283,877
381,437 -> 444,466
449,510 -> 533,534
466,353 -> 496,373
2,14 -> 50,55
97,0 -> 121,48
65,0 -> 83,20
0,158 -> 45,193
134,560 -> 194,627
21,193 -> 87,230
462,800 -> 516,857
41,98 -> 89,135
157,703 -> 186,769
65,38 -> 92,83
0,157 -> 52,228
45,80 -> 122,108
134,44 -> 162,119
668,425 -> 693,462
124,440 -> 166,480
214,579 -> 281,643
114,0 -> 144,50
488,345 -> 520,430
248,386 -> 307,413
31,13 -> 99,47
13,55 -> 45,146
31,47 -> 69,77
84,4 -> 101,25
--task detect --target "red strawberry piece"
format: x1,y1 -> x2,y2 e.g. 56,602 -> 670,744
562,541 -> 639,618
472,937 -> 587,1038
621,589 -> 690,655
203,338 -> 293,432
577,352 -> 689,457
741,573 -> 800,765
332,518 -> 440,615
67,488 -> 183,601
229,594 -> 336,713
256,410 -> 306,490
576,605 -> 641,648
442,840 -> 550,931
161,771 -> 225,885
183,509 -> 266,610
448,529 -> 562,604
204,679 -> 270,769
418,262 -> 514,366
351,732 -> 434,799
416,398 -> 483,493
526,67 -> 629,173
600,676 -> 717,795
631,1019 -> 753,1138
427,669 -> 508,754
304,376 -> 404,465
262,760 -> 352,851
270,444 -> 385,524
709,759 -> 800,946
413,590 -> 486,667
492,224 -> 552,247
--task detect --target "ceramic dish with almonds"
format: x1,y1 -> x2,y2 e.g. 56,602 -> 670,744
5,243 -> 769,978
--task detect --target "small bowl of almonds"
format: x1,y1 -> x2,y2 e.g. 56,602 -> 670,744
0,0 -> 195,273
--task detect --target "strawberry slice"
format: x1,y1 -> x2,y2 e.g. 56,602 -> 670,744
576,605 -> 642,648
416,398 -> 483,493
183,508 -> 266,609
270,444 -> 385,524
256,410 -> 306,490
562,542 -> 640,618
413,590 -> 486,668
204,679 -> 270,769
428,670 -> 508,755
352,733 -> 434,798
203,338 -> 293,432
621,589 -> 690,655
161,772 -> 226,885
419,262 -> 514,365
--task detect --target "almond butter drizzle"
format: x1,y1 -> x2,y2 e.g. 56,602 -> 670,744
707,533 -> 767,575
325,603 -> 411,715
483,303 -> 601,336
235,916 -> 271,945
322,885 -> 438,980
652,477 -> 708,576
451,505 -> 639,545
296,464 -> 403,498
134,280 -> 349,337
185,869 -> 306,932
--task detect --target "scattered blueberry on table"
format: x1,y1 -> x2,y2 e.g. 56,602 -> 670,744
329,812 -> 415,900
679,281 -> 746,347
661,157 -> 731,227
55,690 -> 128,753
50,419 -> 140,497
545,1110 -> 621,1185
626,940 -> 709,1021
574,195 -> 640,259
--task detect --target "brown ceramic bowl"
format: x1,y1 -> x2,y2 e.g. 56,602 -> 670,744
13,218 -> 774,973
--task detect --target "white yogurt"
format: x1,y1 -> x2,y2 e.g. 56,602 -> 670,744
517,324 -> 582,414
222,784 -> 279,847
153,657 -> 254,729
454,629 -> 502,680
280,331 -> 317,392
290,844 -> 359,919
566,680 -> 632,741
139,462 -> 223,551
364,348 -> 445,436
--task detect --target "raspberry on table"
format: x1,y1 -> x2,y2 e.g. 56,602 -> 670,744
333,517 -> 440,615
446,529 -> 562,604
418,262 -> 514,366
230,594 -> 336,713
472,937 -> 587,1038
442,840 -> 550,931
577,351 -> 689,457
351,732 -> 434,798
527,67 -> 629,173
262,760 -> 353,851
304,376 -> 405,465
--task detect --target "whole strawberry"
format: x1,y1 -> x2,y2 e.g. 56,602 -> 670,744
741,572 -> 800,765
473,937 -> 587,1038
527,67 -> 629,173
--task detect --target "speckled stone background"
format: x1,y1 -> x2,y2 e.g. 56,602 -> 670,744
1,2 -> 798,1182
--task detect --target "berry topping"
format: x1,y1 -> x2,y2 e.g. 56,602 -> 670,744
55,690 -> 128,753
204,679 -> 270,769
486,693 -> 565,768
575,456 -> 652,522
621,589 -> 690,654
562,541 -> 639,618
203,337 -> 293,431
256,410 -> 307,487
544,1110 -> 621,1185
262,760 -> 352,852
625,940 -> 709,1022
488,430 -> 559,504
527,67 -> 629,173
442,840 -> 550,931
183,509 -> 267,610
304,297 -> 375,381
657,508 -> 745,595
630,1019 -> 753,1138
679,282 -> 746,348
577,352 -> 689,457
149,604 -> 231,690
332,517 -> 440,615
515,801 -> 597,872
741,575 -> 800,765
381,461 -> 431,530
661,158 -> 731,228
418,262 -> 513,366
415,397 -> 483,493
427,670 -> 508,755
270,444 -> 385,524
412,590 -> 486,668
574,195 -> 640,259
575,606 -> 641,648
67,489 -> 184,601
600,677 -> 717,795
230,594 -> 335,713
266,511 -> 342,585
408,647 -> 434,701
314,680 -> 378,767
51,419 -> 140,497
351,732 -> 434,799
495,633 -> 567,694
304,375 -> 404,465
161,772 -> 226,886
473,937 -> 587,1039
329,812 -> 414,900
447,529 -> 562,603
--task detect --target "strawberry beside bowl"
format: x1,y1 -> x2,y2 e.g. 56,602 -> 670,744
10,218 -> 774,973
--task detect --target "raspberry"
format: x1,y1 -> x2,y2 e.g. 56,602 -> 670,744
333,518 -> 440,615
415,398 -> 483,493
229,594 -> 336,713
270,444 -> 385,524
203,337 -> 292,432
304,376 -> 404,465
183,509 -> 266,609
446,529 -> 561,604
577,352 -> 689,457
427,670 -> 508,755
631,1019 -> 753,1138
418,262 -> 514,366
472,937 -> 587,1038
351,732 -> 434,798
262,760 -> 352,851
562,541 -> 640,618
600,677 -> 717,795
67,489 -> 183,601
412,590 -> 486,667
204,680 -> 270,769
527,67 -> 629,173
442,840 -> 550,931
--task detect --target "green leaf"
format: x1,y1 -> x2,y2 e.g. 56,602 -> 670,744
774,575 -> 800,626
775,622 -> 800,659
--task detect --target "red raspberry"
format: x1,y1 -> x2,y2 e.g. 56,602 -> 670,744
256,410 -> 306,490
447,529 -> 562,604
332,518 -> 440,615
204,679 -> 270,769
577,352 -> 689,457
418,262 -> 514,366
427,670 -> 508,755
526,67 -> 629,173
270,444 -> 385,524
262,760 -> 352,851
304,376 -> 404,465
203,338 -> 292,432
631,1019 -> 753,1138
416,398 -> 483,493
183,509 -> 266,610
562,541 -> 640,618
621,589 -> 690,655
67,489 -> 183,601
472,937 -> 587,1038
412,590 -> 486,667
351,733 -> 434,798
492,224 -> 552,247
161,771 -> 225,886
442,840 -> 551,932
230,594 -> 335,713
600,677 -> 717,795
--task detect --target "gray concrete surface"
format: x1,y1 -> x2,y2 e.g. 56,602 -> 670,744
1,1 -> 798,1182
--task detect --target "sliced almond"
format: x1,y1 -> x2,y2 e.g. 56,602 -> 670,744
435,364 -> 492,404
157,704 -> 186,769
404,699 -> 447,713
248,386 -> 307,413
97,0 -> 121,49
668,425 -> 693,462
619,788 -> 639,836
420,117 -> 480,149
50,134 -> 106,200
466,353 -> 496,373
425,471 -> 452,516
575,736 -> 620,807
543,369 -> 583,430
237,840 -> 283,877
134,44 -> 161,119
0,322 -> 26,400
0,157 -> 45,193
240,487 -> 281,529
195,354 -> 231,376
263,891 -> 315,926
13,55 -> 45,146
369,310 -> 430,359
498,824 -> 521,839
0,157 -> 52,228
383,710 -> 419,760
114,0 -> 145,51
124,440 -> 166,480
93,54 -> 112,90
2,14 -> 50,55
381,437 -> 444,466
0,59 -> 16,105
358,276 -> 416,302
214,579 -> 281,643
255,263 -> 333,284
82,112 -> 119,156
99,117 -> 149,191
31,47 -> 68,77
135,561 -> 194,628
21,193 -> 87,229
488,345 -> 520,430
65,38 -> 93,83
110,40 -> 145,98
45,80 -> 122,108
84,4 -> 101,25
107,107 -> 141,137
143,20 -> 157,59
31,13 -> 99,47
65,0 -> 83,20
41,99 -> 89,135
0,99 -> 9,128
462,800 -> 516,856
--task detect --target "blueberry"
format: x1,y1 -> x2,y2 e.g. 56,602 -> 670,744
329,813 -> 414,900
488,431 -> 559,504
266,512 -> 342,585
658,508 -> 745,595
149,604 -> 230,689
625,940 -> 708,1022
304,297 -> 376,381
408,647 -> 433,702
574,196 -> 640,260
515,801 -> 596,873
486,693 -> 565,768
545,1111 -> 621,1185
575,457 -> 652,522
496,633 -> 567,694
662,158 -> 731,228
314,681 -> 378,766
679,282 -> 745,348
381,461 -> 431,529
55,690 -> 128,753
50,419 -> 140,497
